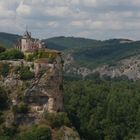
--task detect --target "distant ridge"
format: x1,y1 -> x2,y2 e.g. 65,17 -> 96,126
0,32 -> 20,48
43,36 -> 101,51
0,32 -> 140,69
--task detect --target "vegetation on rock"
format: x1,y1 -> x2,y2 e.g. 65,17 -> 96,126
0,49 -> 24,60
12,103 -> 29,114
25,50 -> 58,62
19,66 -> 34,80
44,112 -> 71,128
0,45 -> 6,53
0,63 -> 10,77
16,125 -> 52,140
0,87 -> 8,110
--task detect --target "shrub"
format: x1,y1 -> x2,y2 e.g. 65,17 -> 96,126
39,52 -> 57,62
0,63 -> 10,77
25,54 -> 35,61
0,136 -> 10,140
12,103 -> 29,114
44,112 -> 71,128
0,86 -> 8,110
16,125 -> 52,140
32,126 -> 52,140
0,45 -> 6,53
2,125 -> 17,138
0,49 -> 24,60
59,84 -> 63,91
0,111 -> 4,124
19,66 -> 34,80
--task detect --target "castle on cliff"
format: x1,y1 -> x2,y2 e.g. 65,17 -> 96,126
15,30 -> 45,53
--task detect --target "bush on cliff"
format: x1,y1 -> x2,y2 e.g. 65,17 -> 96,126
0,63 -> 10,77
12,103 -> 29,114
44,112 -> 71,128
19,66 -> 34,80
0,45 -> 6,53
16,125 -> 52,140
0,86 -> 8,110
25,51 -> 58,62
0,49 -> 24,60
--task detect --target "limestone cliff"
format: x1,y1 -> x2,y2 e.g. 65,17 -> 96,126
0,50 -> 81,140
64,53 -> 140,80
0,53 -> 63,122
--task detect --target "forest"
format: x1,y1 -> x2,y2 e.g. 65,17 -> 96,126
0,73 -> 140,139
0,33 -> 140,139
63,76 -> 140,140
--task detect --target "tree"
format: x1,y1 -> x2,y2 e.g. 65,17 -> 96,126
16,126 -> 52,140
0,86 -> 8,110
0,49 -> 24,60
19,66 -> 34,80
0,45 -> 6,53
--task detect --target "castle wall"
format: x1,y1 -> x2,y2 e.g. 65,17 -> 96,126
21,38 -> 33,52
15,31 -> 45,54
21,38 -> 28,52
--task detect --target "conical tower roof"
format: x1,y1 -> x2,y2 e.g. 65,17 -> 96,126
23,30 -> 31,39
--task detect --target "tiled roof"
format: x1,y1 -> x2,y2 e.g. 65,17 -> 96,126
23,31 -> 31,39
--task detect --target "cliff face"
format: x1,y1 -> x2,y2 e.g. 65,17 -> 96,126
64,53 -> 140,80
0,54 -> 63,125
0,52 -> 81,140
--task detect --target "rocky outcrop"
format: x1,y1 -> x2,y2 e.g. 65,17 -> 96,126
0,54 -> 63,124
64,54 -> 140,80
53,126 -> 80,140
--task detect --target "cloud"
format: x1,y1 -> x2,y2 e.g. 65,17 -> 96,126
47,21 -> 59,28
0,0 -> 139,40
71,20 -> 103,29
45,6 -> 71,17
81,0 -> 97,7
16,1 -> 31,16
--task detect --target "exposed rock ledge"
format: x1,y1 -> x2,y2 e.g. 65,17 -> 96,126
0,55 -> 63,124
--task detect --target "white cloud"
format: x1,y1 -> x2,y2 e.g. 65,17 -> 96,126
71,20 -> 103,29
16,1 -> 31,16
0,0 -> 139,40
45,6 -> 71,17
70,0 -> 80,5
81,0 -> 97,6
47,21 -> 59,28
71,21 -> 84,28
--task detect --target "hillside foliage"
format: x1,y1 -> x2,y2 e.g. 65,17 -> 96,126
64,77 -> 140,140
0,49 -> 24,60
0,33 -> 140,68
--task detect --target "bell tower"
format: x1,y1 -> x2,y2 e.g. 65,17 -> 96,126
21,30 -> 32,52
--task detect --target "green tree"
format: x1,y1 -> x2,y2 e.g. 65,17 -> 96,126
0,86 -> 8,110
16,126 -> 52,140
19,66 -> 34,80
64,79 -> 140,140
0,45 -> 6,53
0,49 -> 24,60
0,63 -> 10,77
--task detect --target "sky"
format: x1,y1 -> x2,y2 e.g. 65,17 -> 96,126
0,0 -> 140,40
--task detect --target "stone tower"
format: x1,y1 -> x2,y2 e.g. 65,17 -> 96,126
15,30 -> 45,53
21,31 -> 32,52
